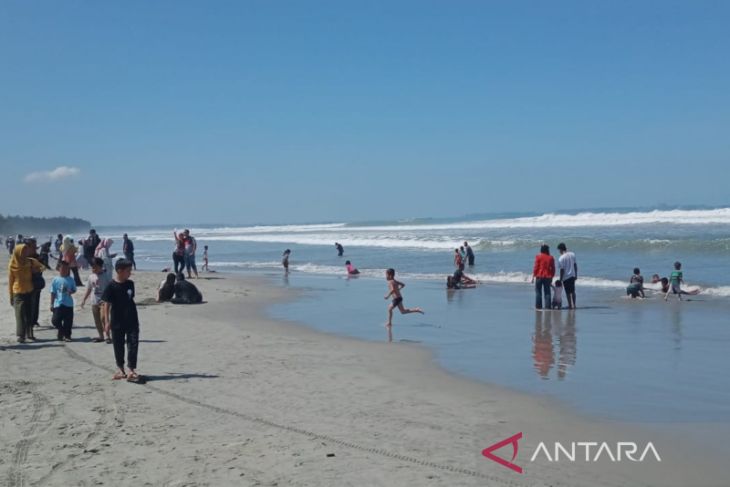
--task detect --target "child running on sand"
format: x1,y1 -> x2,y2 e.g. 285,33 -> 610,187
384,268 -> 423,327
102,259 -> 141,382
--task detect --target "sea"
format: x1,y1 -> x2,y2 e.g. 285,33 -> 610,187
99,207 -> 730,425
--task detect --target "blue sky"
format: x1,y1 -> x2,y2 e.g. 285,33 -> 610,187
1,1 -> 728,226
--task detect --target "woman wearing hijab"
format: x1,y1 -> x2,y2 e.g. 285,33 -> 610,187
62,236 -> 83,286
8,243 -> 44,343
95,238 -> 116,281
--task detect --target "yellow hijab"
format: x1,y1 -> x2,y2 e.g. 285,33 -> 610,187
8,243 -> 45,274
9,243 -> 29,272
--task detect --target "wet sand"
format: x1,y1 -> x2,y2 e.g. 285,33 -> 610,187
1,258 -> 727,486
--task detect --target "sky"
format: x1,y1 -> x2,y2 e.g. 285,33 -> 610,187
1,0 -> 729,226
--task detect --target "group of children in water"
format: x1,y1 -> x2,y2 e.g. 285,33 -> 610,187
627,261 -> 700,301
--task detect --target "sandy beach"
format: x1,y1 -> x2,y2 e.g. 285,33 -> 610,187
1,258 -> 727,487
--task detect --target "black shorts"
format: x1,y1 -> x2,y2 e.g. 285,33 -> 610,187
391,297 -> 403,307
563,277 -> 576,294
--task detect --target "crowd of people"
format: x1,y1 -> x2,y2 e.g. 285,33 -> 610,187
6,228 -> 208,382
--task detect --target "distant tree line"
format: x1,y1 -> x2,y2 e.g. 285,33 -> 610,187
0,214 -> 91,237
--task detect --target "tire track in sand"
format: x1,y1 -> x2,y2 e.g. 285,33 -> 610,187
6,382 -> 56,487
62,346 -> 536,486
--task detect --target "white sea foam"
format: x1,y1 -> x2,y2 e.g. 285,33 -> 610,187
195,260 -> 730,296
129,208 -> 730,251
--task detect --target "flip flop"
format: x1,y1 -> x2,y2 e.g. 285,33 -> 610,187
105,338 -> 112,344
92,337 -> 104,343
112,372 -> 127,380
126,373 -> 140,383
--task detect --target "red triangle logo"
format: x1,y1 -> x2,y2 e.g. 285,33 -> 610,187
482,432 -> 523,474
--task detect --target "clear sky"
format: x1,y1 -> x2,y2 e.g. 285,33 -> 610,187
1,1 -> 728,226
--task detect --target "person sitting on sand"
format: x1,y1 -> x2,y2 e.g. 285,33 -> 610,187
627,268 -> 645,299
171,273 -> 203,304
384,268 -> 424,327
552,280 -> 563,309
345,260 -> 360,275
157,273 -> 176,302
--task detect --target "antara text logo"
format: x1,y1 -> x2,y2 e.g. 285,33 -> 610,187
482,432 -> 661,474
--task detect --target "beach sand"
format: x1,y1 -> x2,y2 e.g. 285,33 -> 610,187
1,258 -> 727,486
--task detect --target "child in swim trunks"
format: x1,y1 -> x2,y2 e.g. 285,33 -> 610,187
201,245 -> 209,272
282,249 -> 291,273
384,268 -> 423,327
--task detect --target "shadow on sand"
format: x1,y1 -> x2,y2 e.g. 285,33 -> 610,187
142,372 -> 219,382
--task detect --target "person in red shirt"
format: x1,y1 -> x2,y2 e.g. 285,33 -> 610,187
531,244 -> 555,310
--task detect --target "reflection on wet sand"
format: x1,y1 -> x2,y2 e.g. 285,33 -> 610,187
532,310 -> 577,380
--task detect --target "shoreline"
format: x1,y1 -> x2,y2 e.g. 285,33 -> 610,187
1,262 -> 727,486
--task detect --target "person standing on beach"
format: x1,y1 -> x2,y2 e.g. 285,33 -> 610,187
54,234 -> 63,263
201,245 -> 209,272
50,261 -> 76,342
173,230 -> 186,274
464,241 -> 475,266
25,237 -> 46,328
182,229 -> 198,279
282,249 -> 291,273
61,236 -> 84,286
81,257 -> 112,343
531,244 -> 555,310
95,238 -> 116,281
557,243 -> 577,309
335,242 -> 344,257
102,259 -> 141,382
384,268 -> 424,327
84,229 -> 100,264
122,233 -> 136,270
8,243 -> 44,342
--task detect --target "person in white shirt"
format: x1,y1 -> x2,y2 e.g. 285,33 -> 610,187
557,243 -> 577,309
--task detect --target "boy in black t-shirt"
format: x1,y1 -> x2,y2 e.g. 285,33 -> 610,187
102,259 -> 141,382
